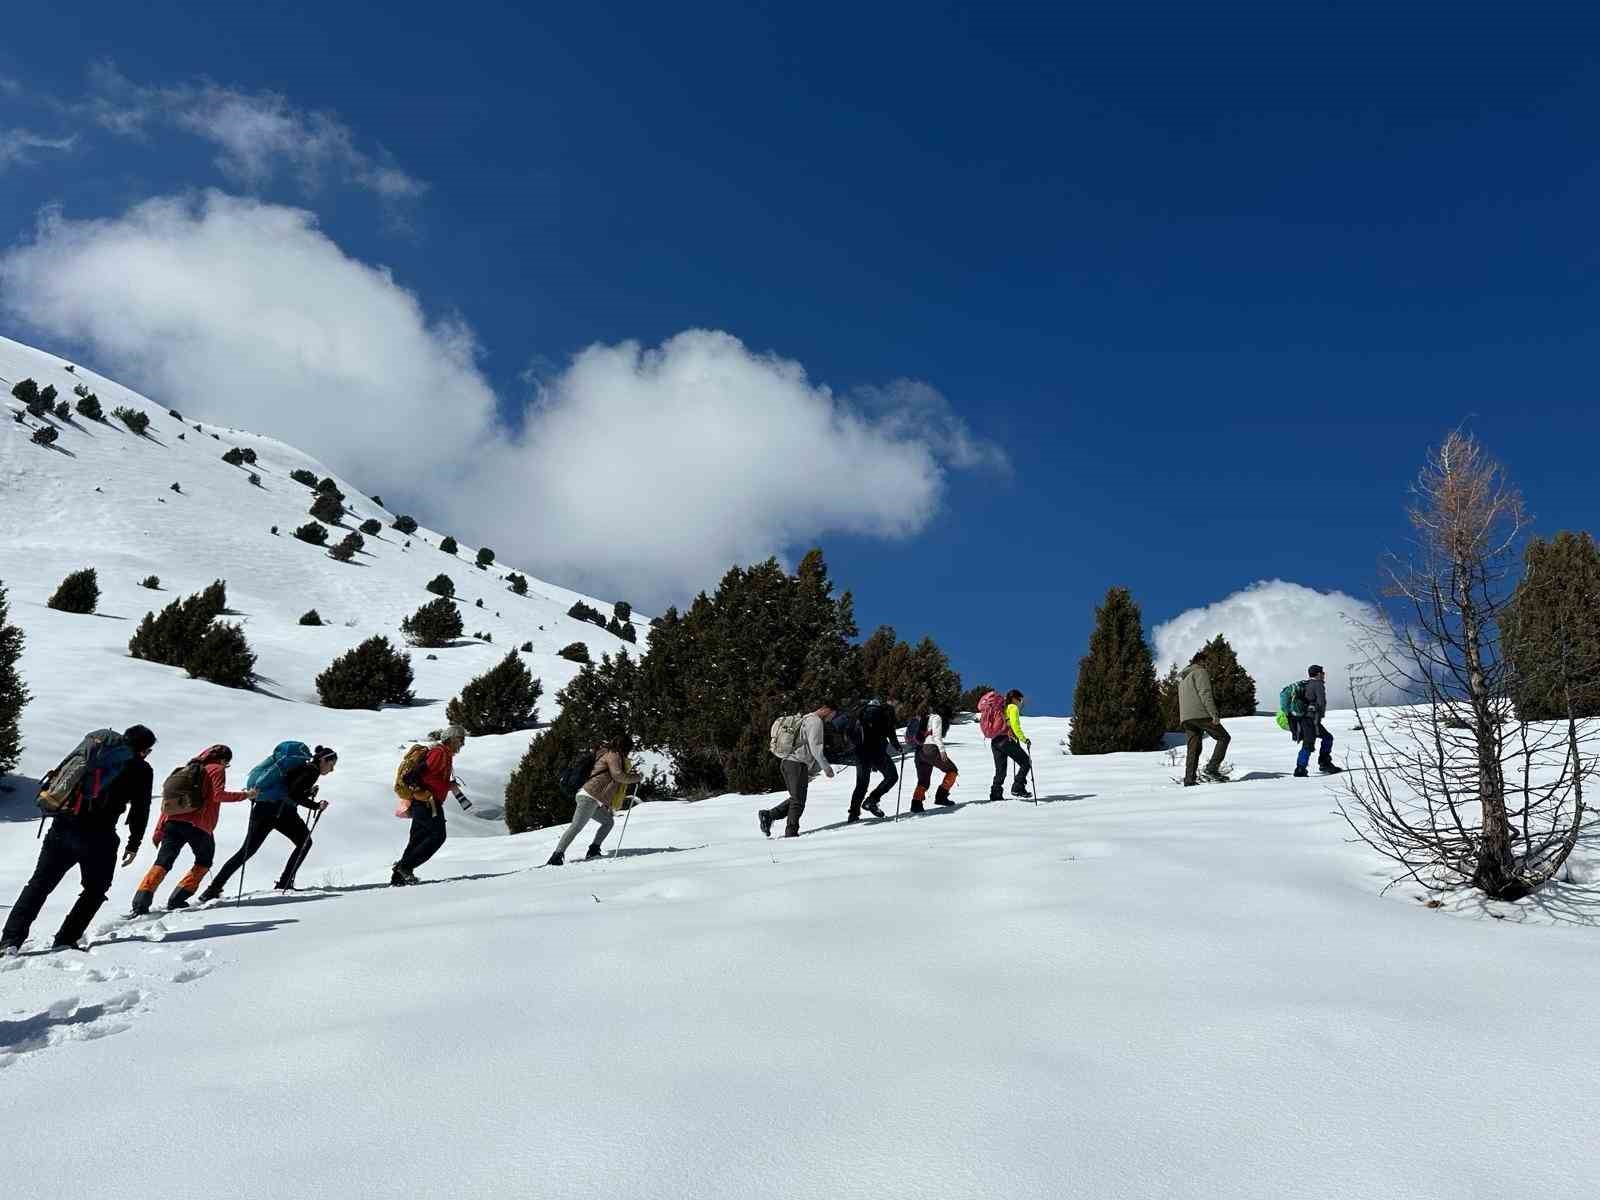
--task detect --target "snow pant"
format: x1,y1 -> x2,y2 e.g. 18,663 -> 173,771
1296,721 -> 1334,770
554,792 -> 615,857
990,737 -> 1032,798
3,819 -> 119,948
913,746 -> 959,807
209,803 -> 310,895
397,801 -> 448,872
849,745 -> 898,818
134,822 -> 216,908
765,760 -> 811,837
1182,718 -> 1231,784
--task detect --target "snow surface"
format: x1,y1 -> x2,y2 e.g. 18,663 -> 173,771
4,336 -> 1599,1198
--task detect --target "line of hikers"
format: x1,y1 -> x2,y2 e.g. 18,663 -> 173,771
2,673 -> 1341,953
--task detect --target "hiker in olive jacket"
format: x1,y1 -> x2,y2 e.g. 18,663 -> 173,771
1178,656 -> 1231,785
548,734 -> 639,866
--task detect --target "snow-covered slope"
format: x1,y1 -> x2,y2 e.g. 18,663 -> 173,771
3,336 -> 1598,1198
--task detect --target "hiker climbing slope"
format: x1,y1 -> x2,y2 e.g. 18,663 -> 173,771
130,744 -> 255,914
1178,655 -> 1231,786
392,727 -> 471,886
981,689 -> 1033,800
547,733 -> 638,866
907,708 -> 958,812
847,698 -> 902,822
759,704 -> 838,838
200,743 -> 336,902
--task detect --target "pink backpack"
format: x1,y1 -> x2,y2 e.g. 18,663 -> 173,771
977,691 -> 1007,738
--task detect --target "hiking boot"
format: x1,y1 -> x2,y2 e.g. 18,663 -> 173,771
197,883 -> 224,904
51,940 -> 88,953
909,799 -> 925,814
1182,780 -> 1199,787
1010,786 -> 1031,800
863,800 -> 886,819
166,889 -> 193,910
846,812 -> 861,824
1318,761 -> 1343,775
1293,766 -> 1308,778
933,791 -> 955,807
128,890 -> 153,917
757,809 -> 773,838
989,788 -> 1003,803
585,844 -> 603,861
1202,767 -> 1230,783
546,851 -> 565,867
389,866 -> 409,887
0,941 -> 20,958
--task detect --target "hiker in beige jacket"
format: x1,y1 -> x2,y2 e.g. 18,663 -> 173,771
548,734 -> 640,866
1177,656 -> 1231,786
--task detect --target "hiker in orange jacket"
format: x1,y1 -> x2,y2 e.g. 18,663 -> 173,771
130,745 -> 255,915
391,726 -> 469,886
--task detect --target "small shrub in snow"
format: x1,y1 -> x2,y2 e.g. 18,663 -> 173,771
360,518 -> 382,536
618,621 -> 637,644
290,468 -> 318,487
74,392 -> 103,421
392,514 -> 418,534
0,581 -> 27,776
315,635 -> 414,710
346,530 -> 365,552
401,596 -> 464,647
113,406 -> 150,435
372,494 -> 384,506
239,447 -> 257,464
507,573 -> 528,596
53,401 -> 70,420
185,621 -> 257,689
328,533 -> 361,562
177,433 -> 186,441
140,575 -> 160,590
249,472 -> 261,487
299,609 -> 324,626
47,568 -> 99,614
294,521 -> 329,546
168,408 -> 182,420
476,547 -> 495,568
475,598 -> 484,609
439,536 -> 458,555
222,446 -> 247,466
193,423 -> 202,432
567,600 -> 606,628
30,425 -> 58,447
271,525 -> 279,536
559,642 -> 591,664
520,641 -> 533,652
169,482 -> 182,494
426,573 -> 455,598
10,379 -> 39,406
309,492 -> 345,524
315,476 -> 344,501
446,650 -> 542,735
614,601 -> 632,623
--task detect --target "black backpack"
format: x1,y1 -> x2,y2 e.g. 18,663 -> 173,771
905,715 -> 926,746
557,749 -> 598,795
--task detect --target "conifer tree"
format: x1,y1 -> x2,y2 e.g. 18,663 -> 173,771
439,536 -> 458,555
1069,586 -> 1164,754
0,580 -> 28,776
401,597 -> 464,647
446,650 -> 543,735
47,568 -> 100,614
1192,634 -> 1257,717
315,636 -> 414,709
1504,530 -> 1600,718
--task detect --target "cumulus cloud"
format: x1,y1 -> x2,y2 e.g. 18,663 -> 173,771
76,62 -> 426,223
0,194 -> 1003,606
0,128 -> 77,172
1152,580 -> 1405,710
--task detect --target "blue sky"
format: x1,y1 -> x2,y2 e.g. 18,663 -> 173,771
3,2 -> 1598,711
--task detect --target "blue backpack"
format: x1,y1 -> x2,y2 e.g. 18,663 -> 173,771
247,741 -> 313,803
904,716 -> 927,746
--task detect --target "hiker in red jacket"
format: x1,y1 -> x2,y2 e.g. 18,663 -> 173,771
391,726 -> 469,886
130,745 -> 256,914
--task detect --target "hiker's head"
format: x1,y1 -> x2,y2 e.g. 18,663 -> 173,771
816,702 -> 838,720
1307,664 -> 1325,680
1005,689 -> 1024,707
607,732 -> 634,755
1190,651 -> 1206,665
124,724 -> 157,758
433,725 -> 467,751
313,746 -> 339,774
204,744 -> 233,765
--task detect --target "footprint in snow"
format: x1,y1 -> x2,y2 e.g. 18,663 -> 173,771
0,989 -> 146,1066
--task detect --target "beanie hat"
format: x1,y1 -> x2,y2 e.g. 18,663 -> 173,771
1307,664 -> 1324,678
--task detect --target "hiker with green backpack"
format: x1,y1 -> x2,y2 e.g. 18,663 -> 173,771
1283,665 -> 1342,777
129,744 -> 257,915
2,724 -> 158,954
199,743 -> 337,902
758,704 -> 839,837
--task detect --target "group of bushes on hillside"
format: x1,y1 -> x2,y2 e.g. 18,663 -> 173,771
128,579 -> 255,689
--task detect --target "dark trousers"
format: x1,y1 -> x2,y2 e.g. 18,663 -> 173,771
155,821 -> 217,872
210,803 -> 309,894
1297,721 -> 1334,769
766,760 -> 811,836
1182,718 -> 1231,783
849,745 -> 898,817
990,737 -> 1032,797
3,819 -> 119,947
398,801 -> 448,871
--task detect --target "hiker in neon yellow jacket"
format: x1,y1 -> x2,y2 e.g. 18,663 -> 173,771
989,689 -> 1033,801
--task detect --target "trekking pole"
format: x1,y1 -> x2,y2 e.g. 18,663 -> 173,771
236,858 -> 247,907
895,749 -> 906,817
612,790 -> 634,860
1028,739 -> 1037,804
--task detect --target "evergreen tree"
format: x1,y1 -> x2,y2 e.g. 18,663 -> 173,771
446,650 -> 543,735
960,683 -> 996,712
315,476 -> 345,501
290,468 -> 319,487
328,532 -> 361,562
440,536 -> 458,555
185,622 -> 256,688
476,547 -> 495,568
1195,634 -> 1257,717
558,642 -> 591,663
856,625 -> 963,724
46,568 -> 100,614
0,580 -> 28,776
299,609 -> 324,626
315,636 -> 415,709
392,514 -> 418,534
128,584 -> 228,667
222,446 -> 246,466
401,597 -> 464,647
113,406 -> 149,434
1505,530 -> 1600,718
360,518 -> 382,536
294,522 -> 329,546
310,492 -> 346,525
426,573 -> 455,598
1157,662 -> 1183,732
507,572 -> 528,596
1069,587 -> 1164,754
74,392 -> 103,421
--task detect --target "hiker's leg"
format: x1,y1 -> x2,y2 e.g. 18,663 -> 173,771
398,802 -> 443,870
553,795 -> 596,856
273,809 -> 312,889
868,749 -> 898,804
1206,721 -> 1231,773
54,828 -> 118,946
2,824 -> 78,946
1317,723 -> 1334,764
210,804 -> 274,892
990,739 -> 1008,797
849,759 -> 871,819
589,802 -> 616,850
781,760 -> 809,836
1182,720 -> 1205,784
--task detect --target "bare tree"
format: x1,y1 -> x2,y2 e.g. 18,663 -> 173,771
1342,431 -> 1593,900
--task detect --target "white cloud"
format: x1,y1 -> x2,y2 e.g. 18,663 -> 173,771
1152,580 -> 1404,710
78,62 -> 426,219
0,128 -> 77,172
0,194 -> 1003,607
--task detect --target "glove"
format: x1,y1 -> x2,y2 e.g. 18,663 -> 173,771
316,799 -> 330,813
120,846 -> 137,868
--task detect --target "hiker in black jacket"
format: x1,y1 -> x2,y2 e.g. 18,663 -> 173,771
2,725 -> 157,953
848,700 -> 902,822
200,747 -> 337,902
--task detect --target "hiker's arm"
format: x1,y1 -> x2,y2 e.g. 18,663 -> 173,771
122,767 -> 151,862
805,718 -> 832,775
928,714 -> 946,752
1007,704 -> 1026,742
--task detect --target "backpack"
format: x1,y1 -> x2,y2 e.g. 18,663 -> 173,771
904,715 -> 927,746
38,729 -> 136,817
160,760 -> 208,816
769,714 -> 806,760
246,740 -> 313,803
1278,682 -> 1308,718
856,700 -> 884,741
393,744 -> 431,814
558,749 -> 599,794
977,691 -> 1007,739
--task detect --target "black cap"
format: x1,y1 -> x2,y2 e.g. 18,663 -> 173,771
123,724 -> 157,753
1307,665 -> 1324,678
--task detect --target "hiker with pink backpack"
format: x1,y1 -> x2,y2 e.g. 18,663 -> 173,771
978,689 -> 1033,801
